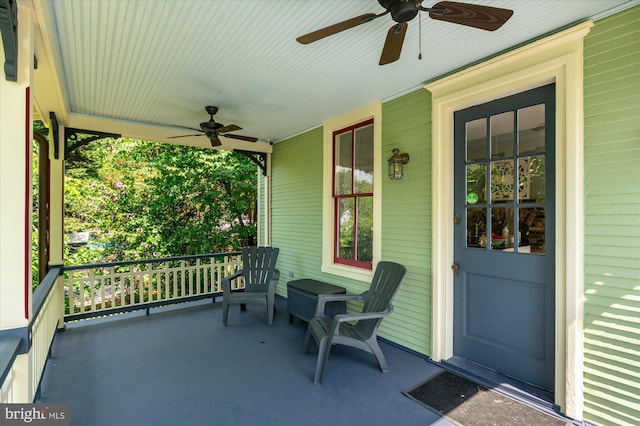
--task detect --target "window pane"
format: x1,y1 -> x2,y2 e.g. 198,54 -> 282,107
337,198 -> 354,259
490,160 -> 514,204
466,207 -> 486,248
354,124 -> 373,194
356,196 -> 373,262
518,156 -> 545,202
466,163 -> 486,205
490,112 -> 514,159
490,207 -> 514,250
518,104 -> 545,155
466,118 -> 486,162
334,131 -> 352,195
519,207 -> 545,254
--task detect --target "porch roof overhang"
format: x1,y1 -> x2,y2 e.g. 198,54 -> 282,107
18,0 -> 638,154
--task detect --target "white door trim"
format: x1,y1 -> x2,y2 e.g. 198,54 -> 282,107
425,21 -> 592,420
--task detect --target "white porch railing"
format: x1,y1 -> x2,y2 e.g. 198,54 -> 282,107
1,252 -> 243,403
0,368 -> 15,403
64,252 -> 244,321
30,272 -> 64,399
0,266 -> 63,403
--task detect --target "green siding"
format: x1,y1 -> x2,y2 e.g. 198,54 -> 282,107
271,90 -> 433,355
271,127 -> 324,292
583,6 -> 640,426
380,89 -> 432,355
269,6 -> 640,424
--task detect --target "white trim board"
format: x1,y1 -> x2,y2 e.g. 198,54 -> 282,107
321,102 -> 382,282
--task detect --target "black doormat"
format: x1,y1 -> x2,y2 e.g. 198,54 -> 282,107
404,371 -> 569,426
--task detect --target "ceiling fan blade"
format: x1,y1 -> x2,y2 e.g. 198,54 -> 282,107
428,1 -> 513,31
223,134 -> 259,143
176,126 -> 205,133
296,13 -> 381,44
209,135 -> 222,147
379,22 -> 407,66
216,124 -> 242,134
167,133 -> 203,139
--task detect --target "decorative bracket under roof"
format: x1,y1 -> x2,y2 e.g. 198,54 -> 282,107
64,127 -> 121,160
235,150 -> 267,176
0,0 -> 18,82
50,112 -> 60,159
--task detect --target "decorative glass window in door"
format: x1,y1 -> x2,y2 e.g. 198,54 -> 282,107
465,104 -> 547,254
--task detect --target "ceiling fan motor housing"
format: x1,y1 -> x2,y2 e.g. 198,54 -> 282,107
200,118 -> 225,132
379,0 -> 419,22
200,106 -> 222,131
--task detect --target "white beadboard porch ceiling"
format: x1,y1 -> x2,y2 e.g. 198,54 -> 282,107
35,0 -> 636,150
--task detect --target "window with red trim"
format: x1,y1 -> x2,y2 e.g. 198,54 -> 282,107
333,119 -> 373,269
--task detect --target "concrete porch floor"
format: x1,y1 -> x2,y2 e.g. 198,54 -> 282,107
37,298 -> 452,426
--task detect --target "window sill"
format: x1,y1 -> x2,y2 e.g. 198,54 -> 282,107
321,263 -> 372,283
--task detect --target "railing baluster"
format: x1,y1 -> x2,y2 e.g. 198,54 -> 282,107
180,260 -> 185,297
196,258 -> 201,295
170,261 -> 176,300
119,271 -> 125,308
203,259 -> 209,294
88,269 -> 96,311
147,263 -> 153,302
100,269 -> 106,310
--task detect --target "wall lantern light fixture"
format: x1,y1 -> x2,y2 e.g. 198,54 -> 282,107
387,148 -> 410,180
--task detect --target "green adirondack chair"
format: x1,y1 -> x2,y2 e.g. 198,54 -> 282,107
303,261 -> 407,384
222,246 -> 280,325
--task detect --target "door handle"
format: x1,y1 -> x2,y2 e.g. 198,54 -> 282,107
452,262 -> 460,277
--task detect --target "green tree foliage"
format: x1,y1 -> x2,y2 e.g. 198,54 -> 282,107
64,138 -> 257,265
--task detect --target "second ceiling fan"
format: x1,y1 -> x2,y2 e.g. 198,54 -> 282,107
168,106 -> 258,147
296,1 -> 514,65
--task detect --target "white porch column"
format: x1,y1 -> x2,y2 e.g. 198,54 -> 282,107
261,154 -> 271,246
48,122 -> 65,330
0,2 -> 36,402
48,122 -> 64,266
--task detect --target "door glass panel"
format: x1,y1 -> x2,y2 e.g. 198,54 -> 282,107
337,198 -> 354,258
518,104 -> 545,155
490,207 -> 514,250
334,132 -> 352,195
466,164 -> 486,205
354,124 -> 373,193
490,112 -> 514,159
463,97 -> 549,256
519,207 -> 545,254
490,160 -> 514,204
466,208 -> 487,248
466,118 -> 486,162
356,197 -> 373,262
519,156 -> 545,202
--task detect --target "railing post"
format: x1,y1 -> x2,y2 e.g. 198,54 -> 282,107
56,274 -> 65,330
